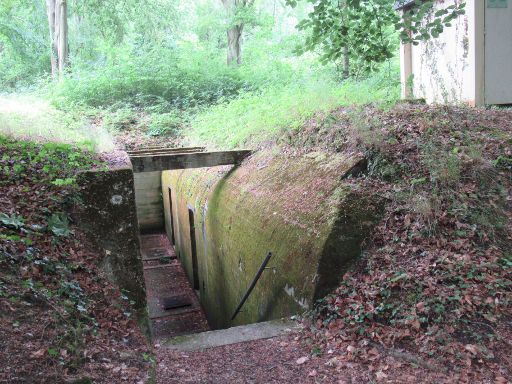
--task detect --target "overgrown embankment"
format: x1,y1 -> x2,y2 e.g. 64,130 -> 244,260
288,104 -> 512,382
0,138 -> 151,383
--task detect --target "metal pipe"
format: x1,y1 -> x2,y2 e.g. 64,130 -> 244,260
231,252 -> 273,321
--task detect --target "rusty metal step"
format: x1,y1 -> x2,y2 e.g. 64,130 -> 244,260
162,295 -> 192,310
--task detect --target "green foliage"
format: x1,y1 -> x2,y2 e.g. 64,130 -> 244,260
286,0 -> 465,74
3,0 -> 403,152
51,178 -> 76,186
47,213 -> 71,237
0,0 -> 49,88
147,112 -> 183,137
0,0 -> 180,89
48,47 -> 250,109
0,95 -> 114,152
0,213 -> 25,230
101,108 -> 137,131
227,0 -> 259,29
493,155 -> 512,171
0,136 -> 99,185
399,0 -> 466,43
187,63 -> 400,148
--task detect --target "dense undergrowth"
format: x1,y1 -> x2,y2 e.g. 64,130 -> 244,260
0,0 -> 403,153
1,0 -> 402,152
0,137 -> 150,383
37,57 -> 400,151
290,104 -> 512,381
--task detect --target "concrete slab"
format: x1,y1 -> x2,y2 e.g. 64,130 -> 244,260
162,319 -> 298,351
143,263 -> 190,297
144,263 -> 199,319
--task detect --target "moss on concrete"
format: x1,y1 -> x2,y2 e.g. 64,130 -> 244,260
162,150 -> 383,329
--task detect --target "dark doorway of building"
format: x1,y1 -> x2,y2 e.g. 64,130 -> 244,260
188,208 -> 200,292
168,187 -> 176,245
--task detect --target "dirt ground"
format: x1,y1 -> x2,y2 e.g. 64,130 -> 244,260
155,332 -> 465,384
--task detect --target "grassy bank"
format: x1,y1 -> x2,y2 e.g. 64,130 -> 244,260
0,94 -> 115,152
185,68 -> 400,148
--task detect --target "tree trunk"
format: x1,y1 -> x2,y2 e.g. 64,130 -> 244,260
222,0 -> 245,66
45,0 -> 58,76
45,0 -> 68,77
343,45 -> 349,79
226,25 -> 242,65
58,0 -> 68,74
339,0 -> 349,79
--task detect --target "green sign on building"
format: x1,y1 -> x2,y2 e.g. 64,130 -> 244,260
488,0 -> 508,8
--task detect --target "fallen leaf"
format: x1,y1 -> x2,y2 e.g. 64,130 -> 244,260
465,344 -> 478,355
376,370 -> 388,381
296,356 -> 309,365
30,349 -> 46,358
325,357 -> 339,367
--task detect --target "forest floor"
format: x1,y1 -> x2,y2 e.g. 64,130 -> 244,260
1,102 -> 511,383
155,332 -> 464,383
0,138 -> 152,384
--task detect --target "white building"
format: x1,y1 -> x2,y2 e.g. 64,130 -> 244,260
397,0 -> 512,106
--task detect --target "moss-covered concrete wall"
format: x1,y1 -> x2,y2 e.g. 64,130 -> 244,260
162,151 -> 382,329
77,164 -> 148,332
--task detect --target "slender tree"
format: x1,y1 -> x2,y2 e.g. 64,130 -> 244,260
45,0 -> 68,76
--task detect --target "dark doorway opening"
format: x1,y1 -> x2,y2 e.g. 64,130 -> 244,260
188,208 -> 200,291
168,187 -> 176,245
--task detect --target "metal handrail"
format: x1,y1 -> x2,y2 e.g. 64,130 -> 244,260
231,252 -> 273,321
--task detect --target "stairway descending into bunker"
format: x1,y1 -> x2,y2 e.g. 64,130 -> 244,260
141,232 -> 210,339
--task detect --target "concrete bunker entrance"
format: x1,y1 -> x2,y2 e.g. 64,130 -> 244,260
131,147 -> 384,339
132,147 -> 260,338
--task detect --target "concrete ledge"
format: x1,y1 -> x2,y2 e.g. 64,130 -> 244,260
162,319 -> 299,351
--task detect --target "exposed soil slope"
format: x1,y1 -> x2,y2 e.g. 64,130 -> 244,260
0,138 -> 151,383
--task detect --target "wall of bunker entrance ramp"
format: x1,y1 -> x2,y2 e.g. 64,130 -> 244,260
161,151 -> 384,330
76,164 -> 149,333
134,171 -> 164,232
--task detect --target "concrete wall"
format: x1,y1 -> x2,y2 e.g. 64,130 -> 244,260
76,162 -> 148,333
484,2 -> 512,104
162,151 -> 383,329
134,171 -> 164,231
400,0 -> 484,105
